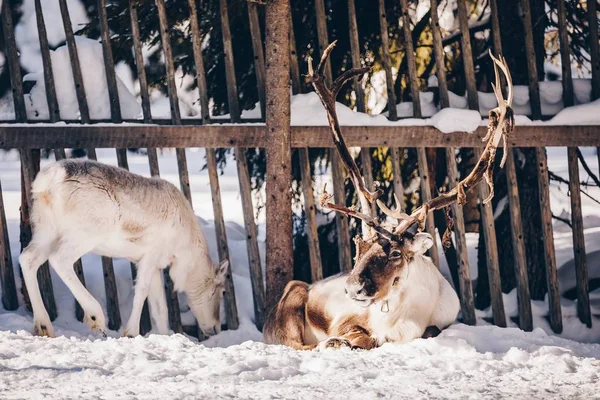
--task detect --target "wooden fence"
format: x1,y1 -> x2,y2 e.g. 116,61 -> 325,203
0,0 -> 598,338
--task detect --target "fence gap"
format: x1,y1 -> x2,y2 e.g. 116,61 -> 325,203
219,0 -> 265,328
188,0 -> 239,331
377,0 -> 397,121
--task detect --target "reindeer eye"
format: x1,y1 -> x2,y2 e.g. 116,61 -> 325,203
390,250 -> 402,259
392,277 -> 400,286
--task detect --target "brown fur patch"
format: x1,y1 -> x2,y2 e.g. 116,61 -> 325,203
333,313 -> 377,350
122,221 -> 145,234
38,192 -> 52,207
263,281 -> 313,350
306,295 -> 331,336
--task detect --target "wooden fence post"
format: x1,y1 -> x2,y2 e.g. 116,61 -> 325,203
265,0 -> 293,312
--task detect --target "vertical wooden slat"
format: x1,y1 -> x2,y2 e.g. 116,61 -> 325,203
128,0 -> 156,334
377,0 -> 397,120
59,0 -> 96,159
265,0 -> 293,310
155,0 -> 198,334
59,0 -> 90,124
0,180 -> 18,310
445,149 -> 476,325
488,0 -> 531,331
389,148 -> 405,210
456,0 -> 503,325
430,0 -> 449,109
34,0 -> 66,160
474,148 -> 506,327
520,0 -> 542,119
347,0 -> 365,112
504,151 -> 533,331
556,0 -> 574,108
399,0 -> 421,117
220,0 -> 265,328
314,0 -> 332,84
313,0 -> 352,272
34,0 -> 60,123
347,0 -> 376,217
247,2 -> 266,119
188,0 -> 239,330
489,0 -> 503,65
96,0 -> 126,332
556,0 -> 590,328
589,0 -> 600,101
155,0 -> 192,204
416,148 -> 439,267
3,0 -> 57,321
456,0 -> 478,111
536,148 -> 562,333
567,148 -> 591,327
290,8 -> 322,282
299,149 -> 323,282
402,0 -> 441,269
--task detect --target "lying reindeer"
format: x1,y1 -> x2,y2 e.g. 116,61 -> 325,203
19,159 -> 228,338
264,45 -> 514,350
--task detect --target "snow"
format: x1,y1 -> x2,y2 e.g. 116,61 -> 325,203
23,37 -> 142,120
1,146 -> 600,397
546,98 -> 600,125
0,321 -> 599,399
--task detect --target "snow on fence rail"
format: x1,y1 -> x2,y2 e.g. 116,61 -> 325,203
0,0 -> 598,339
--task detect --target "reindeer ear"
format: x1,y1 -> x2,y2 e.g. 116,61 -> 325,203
215,260 -> 229,284
407,232 -> 434,256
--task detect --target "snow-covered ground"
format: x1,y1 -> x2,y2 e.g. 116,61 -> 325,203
0,146 -> 599,398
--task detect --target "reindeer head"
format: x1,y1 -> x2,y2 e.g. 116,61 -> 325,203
345,232 -> 434,306
308,42 -> 514,306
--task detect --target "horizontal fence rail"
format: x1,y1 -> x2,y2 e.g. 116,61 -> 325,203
0,126 -> 598,149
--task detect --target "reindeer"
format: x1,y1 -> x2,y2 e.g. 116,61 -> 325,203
19,160 -> 229,338
263,45 -> 514,350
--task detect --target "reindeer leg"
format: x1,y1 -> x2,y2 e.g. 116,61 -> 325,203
19,240 -> 54,337
48,242 -> 106,336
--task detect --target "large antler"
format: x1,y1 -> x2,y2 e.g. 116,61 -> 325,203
378,50 -> 515,237
307,41 -> 386,239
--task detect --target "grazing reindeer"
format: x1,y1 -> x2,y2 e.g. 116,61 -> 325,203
19,160 -> 229,338
264,45 -> 514,350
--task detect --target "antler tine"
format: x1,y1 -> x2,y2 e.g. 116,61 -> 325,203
391,51 -> 515,237
308,42 -> 381,239
376,194 -> 410,222
499,55 -> 513,106
317,41 -> 337,77
320,185 -> 400,241
488,49 -> 504,107
331,66 -> 371,98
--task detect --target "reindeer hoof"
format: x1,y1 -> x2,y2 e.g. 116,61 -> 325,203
83,313 -> 106,334
33,321 -> 55,338
421,325 -> 442,339
319,337 -> 352,350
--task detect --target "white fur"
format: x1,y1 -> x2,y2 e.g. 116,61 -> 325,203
19,159 -> 227,337
305,235 -> 460,347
